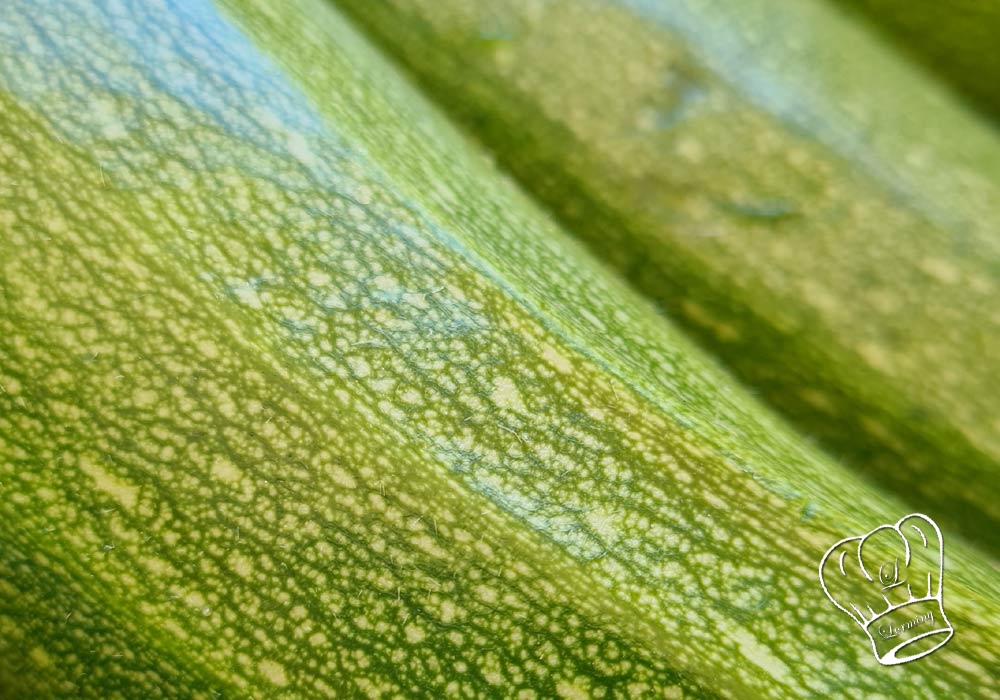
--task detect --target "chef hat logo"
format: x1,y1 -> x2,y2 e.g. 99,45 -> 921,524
819,513 -> 953,665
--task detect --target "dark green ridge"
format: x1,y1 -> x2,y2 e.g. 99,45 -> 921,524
332,0 -> 1000,554
1,0 -> 999,698
833,0 -> 1000,122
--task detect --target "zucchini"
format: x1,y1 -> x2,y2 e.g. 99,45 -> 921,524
834,0 -> 1000,121
334,0 -> 1000,553
1,0 -> 998,697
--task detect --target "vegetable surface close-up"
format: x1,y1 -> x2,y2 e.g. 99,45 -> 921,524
1,0 -> 998,699
833,0 -> 1000,121
335,0 -> 1000,553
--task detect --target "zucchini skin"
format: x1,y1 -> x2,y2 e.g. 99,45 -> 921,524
834,0 -> 1000,121
1,0 -> 999,698
334,0 -> 1000,553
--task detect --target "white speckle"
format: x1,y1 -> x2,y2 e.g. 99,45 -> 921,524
579,309 -> 606,332
857,341 -> 892,372
440,600 -> 458,624
29,646 -> 52,668
405,623 -> 425,643
491,376 -> 526,413
211,456 -> 243,483
330,466 -> 357,490
259,658 -> 288,686
476,585 -> 498,604
307,270 -> 332,287
732,628 -> 794,685
541,342 -> 573,374
556,678 -> 589,700
372,274 -> 399,291
920,257 -> 960,284
347,356 -> 371,378
228,551 -> 253,578
78,457 -> 138,510
677,137 -> 705,163
399,388 -> 422,404
286,131 -> 316,167
231,283 -> 262,309
132,388 -> 157,408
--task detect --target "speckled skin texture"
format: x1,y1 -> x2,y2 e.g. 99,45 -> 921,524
0,0 -> 998,698
335,0 -> 1000,553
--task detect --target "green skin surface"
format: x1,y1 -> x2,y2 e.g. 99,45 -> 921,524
835,0 -> 1000,121
334,0 -> 1000,554
1,0 -> 999,697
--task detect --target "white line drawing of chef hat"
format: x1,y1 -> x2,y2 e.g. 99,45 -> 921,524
819,513 -> 953,665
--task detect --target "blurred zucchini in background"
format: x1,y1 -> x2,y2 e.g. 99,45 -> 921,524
334,0 -> 1000,554
3,0 -> 1000,697
833,0 -> 1000,121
